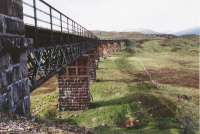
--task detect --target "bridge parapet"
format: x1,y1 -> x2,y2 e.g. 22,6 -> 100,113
23,0 -> 98,48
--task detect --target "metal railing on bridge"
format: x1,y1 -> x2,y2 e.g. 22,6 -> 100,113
21,0 -> 127,90
22,0 -> 100,90
23,0 -> 97,41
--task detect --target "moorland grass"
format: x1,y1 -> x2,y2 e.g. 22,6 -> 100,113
31,36 -> 199,134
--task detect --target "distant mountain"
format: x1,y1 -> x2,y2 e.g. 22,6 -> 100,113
175,27 -> 200,36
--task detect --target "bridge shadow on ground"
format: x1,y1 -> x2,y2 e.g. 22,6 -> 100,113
89,48 -> 183,133
90,91 -> 176,119
88,84 -> 184,133
89,91 -> 181,133
93,126 -> 180,134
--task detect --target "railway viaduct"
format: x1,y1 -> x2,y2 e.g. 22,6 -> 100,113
0,0 -> 127,115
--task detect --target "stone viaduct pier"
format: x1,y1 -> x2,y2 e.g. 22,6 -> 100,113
0,0 -> 127,115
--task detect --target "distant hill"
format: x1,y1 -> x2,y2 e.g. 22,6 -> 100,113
122,28 -> 160,35
175,27 -> 200,36
92,30 -> 172,41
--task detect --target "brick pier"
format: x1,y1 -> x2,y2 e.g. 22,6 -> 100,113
58,42 -> 125,111
58,55 -> 91,111
98,41 -> 125,58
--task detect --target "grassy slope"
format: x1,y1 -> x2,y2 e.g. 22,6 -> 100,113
31,36 -> 199,134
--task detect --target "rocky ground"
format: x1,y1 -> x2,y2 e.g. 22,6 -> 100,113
0,112 -> 92,134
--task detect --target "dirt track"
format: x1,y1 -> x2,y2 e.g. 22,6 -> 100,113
135,68 -> 199,89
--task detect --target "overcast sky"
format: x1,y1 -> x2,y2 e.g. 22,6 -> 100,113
26,0 -> 200,33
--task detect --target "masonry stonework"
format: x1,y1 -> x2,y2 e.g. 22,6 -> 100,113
0,0 -> 32,115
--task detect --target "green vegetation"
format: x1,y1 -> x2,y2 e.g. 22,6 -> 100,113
31,35 -> 199,134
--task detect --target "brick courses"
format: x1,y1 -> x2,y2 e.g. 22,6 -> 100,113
58,56 -> 91,111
